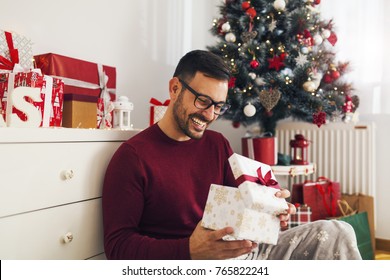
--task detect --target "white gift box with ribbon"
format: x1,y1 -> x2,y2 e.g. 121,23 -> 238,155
201,153 -> 288,244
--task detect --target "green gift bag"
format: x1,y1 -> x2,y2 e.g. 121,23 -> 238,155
337,210 -> 374,260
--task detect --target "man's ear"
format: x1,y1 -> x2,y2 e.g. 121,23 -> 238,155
169,78 -> 181,99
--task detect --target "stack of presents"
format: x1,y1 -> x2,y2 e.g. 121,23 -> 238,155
203,133 -> 376,260
1,29 -> 116,129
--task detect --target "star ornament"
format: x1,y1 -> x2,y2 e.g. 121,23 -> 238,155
295,52 -> 308,67
268,55 -> 285,71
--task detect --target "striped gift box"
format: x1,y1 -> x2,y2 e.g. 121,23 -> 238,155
287,204 -> 311,229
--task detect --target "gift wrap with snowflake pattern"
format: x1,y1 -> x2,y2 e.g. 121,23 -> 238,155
201,153 -> 289,245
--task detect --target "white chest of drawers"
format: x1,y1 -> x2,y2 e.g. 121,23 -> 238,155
0,127 -> 139,259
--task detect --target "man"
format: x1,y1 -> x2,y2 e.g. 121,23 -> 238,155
102,50 -> 361,260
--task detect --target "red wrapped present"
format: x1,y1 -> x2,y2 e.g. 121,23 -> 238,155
291,176 -> 341,221
1,30 -> 34,73
0,71 -> 64,127
34,53 -> 116,128
150,98 -> 169,126
287,204 -> 311,229
242,134 -> 278,165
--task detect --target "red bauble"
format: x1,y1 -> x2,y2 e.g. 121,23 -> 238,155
250,59 -> 260,69
331,70 -> 340,80
323,73 -> 333,84
232,121 -> 240,128
279,52 -> 287,61
228,77 -> 236,88
246,7 -> 257,19
242,1 -> 251,10
314,0 -> 321,4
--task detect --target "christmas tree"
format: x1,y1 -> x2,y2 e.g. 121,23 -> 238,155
208,0 -> 359,134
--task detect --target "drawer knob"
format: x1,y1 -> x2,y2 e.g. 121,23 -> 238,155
63,232 -> 74,243
62,170 -> 74,180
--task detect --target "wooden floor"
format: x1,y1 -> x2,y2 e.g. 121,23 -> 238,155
375,250 -> 390,260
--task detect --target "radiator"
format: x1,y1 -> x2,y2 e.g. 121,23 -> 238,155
275,121 -> 376,197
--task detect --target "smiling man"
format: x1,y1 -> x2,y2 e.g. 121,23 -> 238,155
102,50 -> 361,260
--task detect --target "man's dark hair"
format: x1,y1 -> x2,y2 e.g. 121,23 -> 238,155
173,50 -> 231,82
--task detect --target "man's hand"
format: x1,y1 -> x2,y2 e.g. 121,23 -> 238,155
189,222 -> 257,260
275,188 -> 296,227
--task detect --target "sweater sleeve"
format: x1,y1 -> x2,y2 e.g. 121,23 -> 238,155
102,143 -> 191,260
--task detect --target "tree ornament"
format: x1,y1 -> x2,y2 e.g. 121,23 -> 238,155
314,0 -> 321,5
301,47 -> 309,54
321,29 -> 331,39
312,111 -> 327,127
259,88 -> 281,112
255,77 -> 266,86
232,121 -> 241,128
250,59 -> 260,69
248,72 -> 257,80
242,1 -> 251,11
343,95 -> 354,113
331,69 -> 340,80
243,102 -> 256,117
246,7 -> 257,19
241,31 -> 258,43
313,34 -> 323,45
303,80 -> 316,92
225,32 -> 236,42
228,77 -> 236,88
323,73 -> 333,83
268,55 -> 285,71
273,0 -> 286,11
221,22 -> 231,32
327,32 -> 338,46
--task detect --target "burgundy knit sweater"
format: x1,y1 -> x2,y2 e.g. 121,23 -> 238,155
102,124 -> 236,259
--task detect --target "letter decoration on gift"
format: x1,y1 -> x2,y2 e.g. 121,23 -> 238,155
8,86 -> 42,127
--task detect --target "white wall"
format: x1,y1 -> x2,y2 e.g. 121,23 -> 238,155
2,0 -> 389,241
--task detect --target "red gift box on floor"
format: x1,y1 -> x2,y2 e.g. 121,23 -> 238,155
242,135 -> 278,165
291,176 -> 341,221
0,71 -> 64,127
34,53 -> 115,128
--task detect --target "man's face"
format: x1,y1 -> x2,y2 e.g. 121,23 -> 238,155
173,72 -> 228,140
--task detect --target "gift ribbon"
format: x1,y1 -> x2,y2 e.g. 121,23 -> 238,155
315,176 -> 338,217
0,31 -> 20,70
236,166 -> 280,189
150,98 -> 170,106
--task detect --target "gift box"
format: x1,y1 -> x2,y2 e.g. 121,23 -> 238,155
0,71 -> 64,127
241,135 -> 278,165
287,204 -> 311,229
1,30 -> 34,73
201,153 -> 288,244
291,176 -> 341,221
150,98 -> 169,126
34,53 -> 116,128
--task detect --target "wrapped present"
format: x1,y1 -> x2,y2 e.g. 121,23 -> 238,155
1,30 -> 34,73
291,176 -> 341,221
287,204 -> 311,229
150,98 -> 169,126
201,153 -> 288,244
241,133 -> 278,165
0,71 -> 64,127
34,53 -> 116,128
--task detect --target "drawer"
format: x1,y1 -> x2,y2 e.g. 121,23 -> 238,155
0,198 -> 104,259
0,141 -> 122,217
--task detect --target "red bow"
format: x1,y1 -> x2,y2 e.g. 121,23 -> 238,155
0,32 -> 19,70
236,167 -> 280,189
150,98 -> 170,106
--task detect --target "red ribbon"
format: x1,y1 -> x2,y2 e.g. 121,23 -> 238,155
236,166 -> 280,189
0,31 -> 20,70
150,98 -> 170,106
315,176 -> 337,217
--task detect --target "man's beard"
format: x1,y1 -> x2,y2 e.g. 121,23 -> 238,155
173,93 -> 209,140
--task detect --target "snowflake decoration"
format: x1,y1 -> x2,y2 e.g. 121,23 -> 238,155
295,52 -> 309,66
316,230 -> 329,242
269,19 -> 277,32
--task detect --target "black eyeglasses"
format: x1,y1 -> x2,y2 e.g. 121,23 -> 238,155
178,78 -> 231,116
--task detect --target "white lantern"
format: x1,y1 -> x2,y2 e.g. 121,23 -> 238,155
113,96 -> 133,130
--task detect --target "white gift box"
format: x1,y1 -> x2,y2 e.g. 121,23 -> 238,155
201,153 -> 289,244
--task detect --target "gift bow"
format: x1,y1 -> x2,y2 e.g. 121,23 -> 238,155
236,166 -> 280,189
0,31 -> 20,70
150,98 -> 170,106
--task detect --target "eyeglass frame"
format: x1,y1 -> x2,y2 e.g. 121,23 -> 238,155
178,78 -> 231,115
